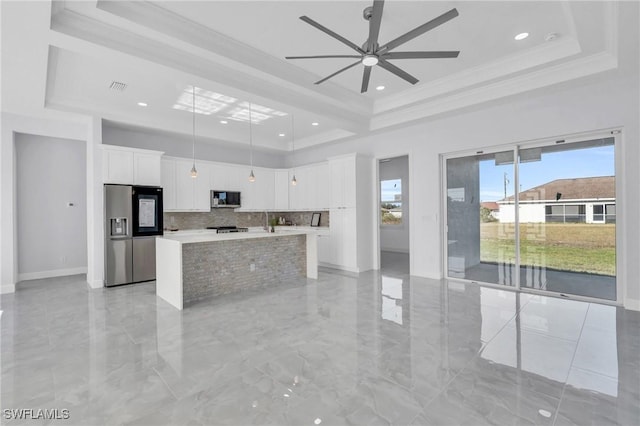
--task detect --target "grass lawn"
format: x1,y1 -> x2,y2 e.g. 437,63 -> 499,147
480,223 -> 616,276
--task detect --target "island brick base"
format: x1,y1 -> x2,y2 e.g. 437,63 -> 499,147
181,234 -> 306,304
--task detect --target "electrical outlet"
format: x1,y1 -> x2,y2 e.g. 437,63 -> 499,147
249,263 -> 255,272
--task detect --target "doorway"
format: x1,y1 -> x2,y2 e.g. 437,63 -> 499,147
379,155 -> 409,275
444,134 -> 617,302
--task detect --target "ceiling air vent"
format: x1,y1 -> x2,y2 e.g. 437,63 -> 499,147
109,81 -> 128,91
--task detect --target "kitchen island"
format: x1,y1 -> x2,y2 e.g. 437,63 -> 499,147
155,229 -> 319,310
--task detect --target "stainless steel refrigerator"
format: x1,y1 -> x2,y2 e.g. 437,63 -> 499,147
104,184 -> 163,287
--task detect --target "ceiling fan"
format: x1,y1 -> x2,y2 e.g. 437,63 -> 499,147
286,0 -> 460,93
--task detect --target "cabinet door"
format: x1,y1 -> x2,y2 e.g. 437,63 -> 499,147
161,159 -> 177,211
257,168 -> 275,210
317,234 -> 332,264
103,148 -> 134,184
133,153 -> 161,186
274,170 -> 289,210
210,164 -> 229,190
226,167 -> 243,192
329,160 -> 345,208
315,163 -> 330,209
175,159 -> 195,210
341,208 -> 358,269
193,163 -> 211,211
289,169 -> 301,210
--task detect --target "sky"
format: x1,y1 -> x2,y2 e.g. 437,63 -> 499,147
478,145 -> 614,201
381,178 -> 402,204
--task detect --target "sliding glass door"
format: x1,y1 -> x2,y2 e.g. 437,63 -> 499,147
444,135 -> 617,301
517,138 -> 616,300
446,150 -> 516,286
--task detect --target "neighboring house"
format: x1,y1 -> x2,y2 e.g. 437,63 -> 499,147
481,201 -> 500,220
498,176 -> 615,224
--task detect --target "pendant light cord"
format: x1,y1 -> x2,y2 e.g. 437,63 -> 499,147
249,103 -> 253,168
291,114 -> 295,166
192,86 -> 196,167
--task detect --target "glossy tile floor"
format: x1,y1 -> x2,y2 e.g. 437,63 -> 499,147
1,263 -> 639,425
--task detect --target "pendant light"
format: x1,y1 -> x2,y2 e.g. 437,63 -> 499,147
291,114 -> 297,186
248,102 -> 256,182
190,85 -> 198,178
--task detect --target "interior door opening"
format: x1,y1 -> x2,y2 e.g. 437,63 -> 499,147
379,155 -> 410,276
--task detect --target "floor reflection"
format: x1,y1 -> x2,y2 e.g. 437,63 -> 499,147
1,263 -> 638,425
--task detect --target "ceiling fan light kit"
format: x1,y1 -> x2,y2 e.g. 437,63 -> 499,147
286,0 -> 460,93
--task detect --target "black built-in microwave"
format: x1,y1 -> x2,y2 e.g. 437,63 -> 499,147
211,190 -> 241,208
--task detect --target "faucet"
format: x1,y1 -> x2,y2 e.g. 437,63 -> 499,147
264,211 -> 269,231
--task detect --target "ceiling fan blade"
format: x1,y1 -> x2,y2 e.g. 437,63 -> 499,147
286,55 -> 363,59
361,66 -> 372,93
300,16 -> 365,54
378,8 -> 459,53
367,0 -> 385,51
314,60 -> 361,85
377,59 -> 418,85
382,51 -> 460,59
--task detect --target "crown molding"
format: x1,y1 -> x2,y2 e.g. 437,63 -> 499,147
372,51 -> 618,131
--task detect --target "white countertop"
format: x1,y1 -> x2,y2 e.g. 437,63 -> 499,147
160,227 -> 325,244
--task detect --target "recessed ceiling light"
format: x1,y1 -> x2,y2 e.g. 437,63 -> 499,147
137,102 -> 147,107
220,120 -> 228,124
376,85 -> 385,91
279,133 -> 285,137
514,32 -> 529,41
311,122 -> 319,126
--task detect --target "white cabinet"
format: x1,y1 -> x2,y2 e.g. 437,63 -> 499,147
329,156 -> 356,209
239,167 -> 275,210
274,170 -> 290,210
103,148 -> 133,184
288,163 -> 329,210
163,158 -> 210,212
133,153 -> 162,186
102,145 -> 163,186
319,154 -> 372,273
161,159 -> 176,210
319,208 -> 357,270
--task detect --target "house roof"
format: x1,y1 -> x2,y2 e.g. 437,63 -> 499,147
502,176 -> 615,202
481,202 -> 500,211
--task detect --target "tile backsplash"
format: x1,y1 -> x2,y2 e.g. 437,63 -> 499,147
164,209 -> 329,231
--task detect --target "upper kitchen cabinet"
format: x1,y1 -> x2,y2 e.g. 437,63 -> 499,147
329,155 -> 357,209
238,167 -> 275,211
102,145 -> 163,186
273,169 -> 290,210
163,157 -> 210,212
288,162 -> 330,210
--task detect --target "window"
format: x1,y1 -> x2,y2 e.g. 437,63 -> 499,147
381,179 -> 402,225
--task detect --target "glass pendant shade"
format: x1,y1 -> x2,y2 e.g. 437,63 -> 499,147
248,169 -> 256,182
291,174 -> 297,186
190,164 -> 198,178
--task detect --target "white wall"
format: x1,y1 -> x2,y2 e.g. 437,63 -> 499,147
291,56 -> 639,309
499,204 -> 546,223
379,156 -> 409,253
15,133 -> 87,280
103,123 -> 286,169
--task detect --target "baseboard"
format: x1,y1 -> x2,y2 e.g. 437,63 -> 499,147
0,283 -> 16,294
624,298 -> 640,311
87,279 -> 104,289
18,267 -> 88,282
380,248 -> 410,254
318,262 -> 359,274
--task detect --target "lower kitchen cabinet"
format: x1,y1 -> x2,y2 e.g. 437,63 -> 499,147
318,208 -> 358,272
